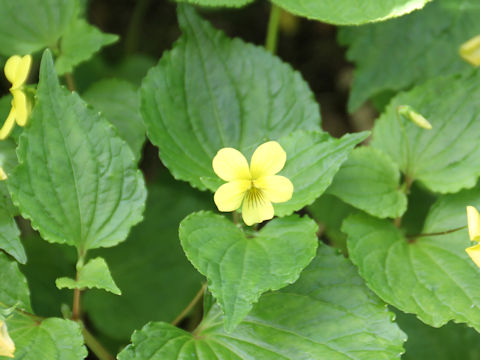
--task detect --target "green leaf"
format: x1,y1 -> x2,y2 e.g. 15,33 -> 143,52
179,211 -> 318,331
83,178 -> 209,340
343,186 -> 480,331
118,244 -> 406,360
82,79 -> 145,161
371,70 -> 480,194
0,0 -> 76,56
275,130 -> 369,216
308,194 -> 358,253
174,0 -> 254,7
395,310 -> 480,360
141,5 -> 321,191
56,257 -> 121,295
272,0 -> 431,25
9,50 -> 146,252
0,253 -> 30,311
56,18 -> 119,75
6,314 -> 87,360
339,0 -> 480,111
0,138 -> 19,216
0,208 -> 25,264
326,147 -> 407,218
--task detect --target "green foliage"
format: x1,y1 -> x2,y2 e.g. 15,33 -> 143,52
0,0 -> 76,56
0,207 -> 24,264
396,310 -> 480,360
9,50 -> 146,252
179,212 -> 318,331
327,147 -> 407,218
56,257 -> 121,295
83,179 -> 209,340
272,0 -> 431,25
118,245 -> 406,359
371,71 -> 480,193
0,253 -> 31,311
55,18 -> 119,75
6,315 -> 88,360
0,0 -> 477,357
344,186 -> 480,331
82,79 -> 145,162
340,0 -> 480,111
141,5 -> 321,191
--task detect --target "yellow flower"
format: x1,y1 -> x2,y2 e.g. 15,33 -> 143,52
212,141 -> 293,226
0,320 -> 14,358
0,54 -> 32,140
466,206 -> 480,267
460,35 -> 480,67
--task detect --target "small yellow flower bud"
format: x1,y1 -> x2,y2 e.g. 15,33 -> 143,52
397,105 -> 432,130
0,321 -> 15,358
460,35 -> 480,67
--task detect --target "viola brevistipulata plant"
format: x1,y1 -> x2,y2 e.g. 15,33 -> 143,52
1,0 -> 480,359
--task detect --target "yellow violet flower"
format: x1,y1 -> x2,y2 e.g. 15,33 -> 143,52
212,141 -> 294,226
466,206 -> 480,268
460,35 -> 480,67
0,54 -> 32,140
0,320 -> 14,358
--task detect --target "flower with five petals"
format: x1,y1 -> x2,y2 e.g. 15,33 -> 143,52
0,54 -> 33,140
213,141 -> 294,226
466,205 -> 480,267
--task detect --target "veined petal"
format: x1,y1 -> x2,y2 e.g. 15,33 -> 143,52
0,107 -> 16,140
255,175 -> 293,203
242,188 -> 274,226
467,206 -> 480,241
466,243 -> 480,268
250,141 -> 286,179
0,321 -> 15,358
214,180 -> 250,212
4,55 -> 32,89
11,90 -> 29,126
213,147 -> 250,181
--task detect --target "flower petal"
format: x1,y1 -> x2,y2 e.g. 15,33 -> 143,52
467,206 -> 480,241
0,321 -> 15,358
212,147 -> 250,181
242,188 -> 274,226
4,55 -> 31,89
460,35 -> 480,67
250,141 -> 286,178
466,243 -> 480,268
214,180 -> 250,212
255,175 -> 293,203
11,90 -> 29,126
0,106 -> 16,140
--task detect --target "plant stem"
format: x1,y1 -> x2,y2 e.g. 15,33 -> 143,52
265,4 -> 281,54
72,287 -> 81,321
82,325 -> 114,360
65,73 -> 76,92
172,283 -> 206,326
407,225 -> 467,241
125,0 -> 151,54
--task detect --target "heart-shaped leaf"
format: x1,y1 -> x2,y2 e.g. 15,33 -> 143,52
344,186 -> 480,331
179,211 -> 318,331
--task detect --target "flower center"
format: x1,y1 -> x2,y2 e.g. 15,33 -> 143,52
244,185 -> 265,206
